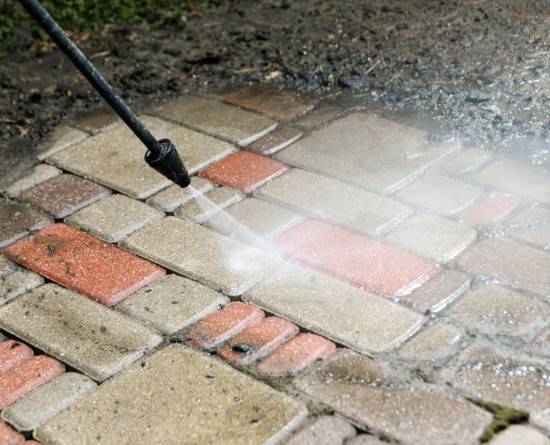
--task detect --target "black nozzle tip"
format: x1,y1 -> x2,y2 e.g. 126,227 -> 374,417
145,139 -> 191,188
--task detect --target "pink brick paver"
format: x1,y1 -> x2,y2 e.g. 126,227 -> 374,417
185,302 -> 265,349
0,419 -> 25,445
0,340 -> 34,373
464,195 -> 519,225
272,220 -> 440,297
199,151 -> 290,194
0,356 -> 65,410
3,224 -> 165,306
218,317 -> 299,365
257,333 -> 336,377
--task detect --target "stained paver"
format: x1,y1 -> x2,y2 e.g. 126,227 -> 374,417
255,168 -> 412,236
4,224 -> 165,306
47,115 -> 235,199
116,274 -> 229,335
447,284 -> 550,337
222,84 -> 314,120
0,284 -> 163,381
1,373 -> 97,432
35,125 -> 87,161
273,220 -> 440,297
0,356 -> 65,410
0,270 -> 44,306
398,323 -> 462,360
174,186 -> 244,224
5,164 -> 62,198
15,174 -> 111,220
0,202 -> 53,249
487,425 -> 550,445
501,206 -> 550,250
464,195 -> 519,225
295,105 -> 342,130
384,213 -> 477,263
243,264 -> 425,354
145,176 -> 214,212
247,127 -> 303,156
256,333 -> 336,377
156,96 -> 278,146
439,341 -> 550,432
473,158 -> 550,204
294,349 -> 493,445
120,216 -> 284,296
404,270 -> 471,312
0,340 -> 34,373
274,113 -> 456,194
35,344 -> 307,445
394,174 -> 482,216
218,317 -> 299,365
185,301 -> 265,349
199,151 -> 290,194
0,257 -> 16,277
0,419 -> 24,445
64,193 -> 164,242
285,415 -> 356,445
69,106 -> 121,134
455,237 -> 550,296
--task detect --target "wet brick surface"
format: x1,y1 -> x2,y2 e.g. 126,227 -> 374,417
463,195 -> 519,225
398,323 -> 462,360
285,415 -> 356,445
174,186 -> 244,224
500,206 -> 550,250
0,202 -> 53,249
0,340 -> 34,374
247,127 -> 303,156
145,176 -> 214,212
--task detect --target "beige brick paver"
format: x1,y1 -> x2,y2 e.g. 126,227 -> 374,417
0,270 -> 44,306
5,164 -> 62,198
399,323 -> 462,360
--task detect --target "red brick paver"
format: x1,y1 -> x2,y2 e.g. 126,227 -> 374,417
0,340 -> 34,374
199,151 -> 290,194
218,317 -> 299,365
4,224 -> 165,306
0,419 -> 24,445
257,333 -> 336,377
464,195 -> 519,225
0,356 -> 65,410
185,302 -> 265,349
273,220 -> 440,297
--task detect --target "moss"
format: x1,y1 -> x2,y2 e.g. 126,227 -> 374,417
471,399 -> 529,442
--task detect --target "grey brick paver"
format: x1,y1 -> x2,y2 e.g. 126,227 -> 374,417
285,415 -> 356,445
398,323 -> 462,360
36,125 -> 87,160
487,425 -> 550,445
64,193 -> 163,242
120,216 -> 284,296
146,176 -> 214,212
0,284 -> 163,381
116,274 -> 229,334
0,257 -> 16,278
294,349 -> 493,445
174,186 -> 244,224
275,114 -> 456,194
1,372 -> 96,432
157,96 -> 277,146
384,213 -> 477,262
5,164 -> 62,198
255,168 -> 412,236
48,115 -> 235,199
36,344 -> 307,445
500,206 -> 550,250
295,105 -> 342,130
0,270 -> 44,305
0,202 -> 53,249
243,264 -> 425,354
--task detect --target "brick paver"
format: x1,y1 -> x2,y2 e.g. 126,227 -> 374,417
437,147 -> 491,175
295,105 -> 342,130
447,284 -> 550,337
0,419 -> 24,445
464,195 -> 519,225
218,317 -> 299,365
15,174 -> 111,219
35,344 -> 307,444
0,257 -> 16,277
347,435 -> 390,445
35,125 -> 87,161
0,356 -> 65,410
255,168 -> 412,236
156,96 -> 277,146
294,349 -> 493,445
145,176 -> 214,212
285,415 -> 356,445
256,333 -> 336,377
48,115 -> 235,199
455,237 -> 550,296
5,164 -> 62,198
116,274 -> 229,335
501,206 -> 550,250
199,151 -> 290,194
174,186 -> 244,224
4,224 -> 165,306
247,127 -> 303,156
120,217 -> 283,296
185,301 -> 265,349
384,213 -> 477,263
0,284 -> 163,381
64,193 -> 163,242
398,323 -> 462,360
0,340 -> 34,374
273,220 -> 440,297
275,113 -> 456,194
487,425 -> 550,445
1,372 -> 96,432
70,106 -> 120,134
243,264 -> 425,354
394,174 -> 482,216
0,202 -> 52,249
0,270 -> 44,306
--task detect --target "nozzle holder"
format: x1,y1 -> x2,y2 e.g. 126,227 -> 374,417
145,139 -> 191,188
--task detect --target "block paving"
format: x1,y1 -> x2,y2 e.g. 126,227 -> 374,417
1,88 -> 549,443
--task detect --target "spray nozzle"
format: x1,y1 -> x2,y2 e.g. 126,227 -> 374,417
145,138 -> 191,188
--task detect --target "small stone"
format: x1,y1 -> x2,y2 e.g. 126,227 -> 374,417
0,202 -> 53,249
145,177 -> 214,212
247,127 -> 303,156
0,270 -> 44,306
0,340 -> 34,373
398,324 -> 462,360
285,415 -> 356,445
36,125 -> 87,161
174,186 -> 244,224
487,425 -> 550,445
5,164 -> 62,198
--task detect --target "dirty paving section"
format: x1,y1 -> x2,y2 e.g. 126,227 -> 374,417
0,86 -> 549,444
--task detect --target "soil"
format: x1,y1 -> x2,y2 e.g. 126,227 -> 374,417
1,0 -> 549,187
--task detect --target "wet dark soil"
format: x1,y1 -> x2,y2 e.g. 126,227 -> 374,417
1,0 -> 549,187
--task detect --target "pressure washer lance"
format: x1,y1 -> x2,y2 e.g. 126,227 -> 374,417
18,0 -> 191,188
